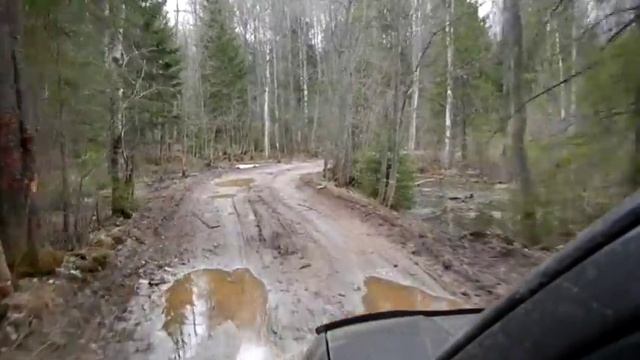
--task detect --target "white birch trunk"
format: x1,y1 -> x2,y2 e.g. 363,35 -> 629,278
273,38 -> 280,154
555,19 -> 566,121
273,41 -> 279,122
570,3 -> 578,122
311,13 -> 322,151
444,0 -> 454,168
264,48 -> 271,158
301,18 -> 309,147
408,0 -> 422,151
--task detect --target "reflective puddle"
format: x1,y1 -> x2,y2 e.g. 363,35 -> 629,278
362,276 -> 462,313
215,178 -> 255,188
162,268 -> 271,359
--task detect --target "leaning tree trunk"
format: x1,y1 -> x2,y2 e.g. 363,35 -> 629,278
503,0 -> 538,244
0,0 -> 39,278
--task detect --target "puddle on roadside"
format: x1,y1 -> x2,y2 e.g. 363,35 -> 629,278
413,178 -> 513,240
215,178 -> 255,188
362,276 -> 462,313
162,268 -> 270,359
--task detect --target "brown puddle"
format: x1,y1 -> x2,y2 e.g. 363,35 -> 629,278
362,276 -> 462,313
215,178 -> 255,188
162,268 -> 268,355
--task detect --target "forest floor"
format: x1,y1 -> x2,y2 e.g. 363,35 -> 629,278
0,160 -> 548,360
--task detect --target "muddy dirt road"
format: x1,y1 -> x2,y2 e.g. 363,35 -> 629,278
110,161 -> 461,360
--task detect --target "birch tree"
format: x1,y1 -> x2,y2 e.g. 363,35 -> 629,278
444,0 -> 455,168
264,46 -> 272,157
408,0 -> 422,151
105,1 -> 130,218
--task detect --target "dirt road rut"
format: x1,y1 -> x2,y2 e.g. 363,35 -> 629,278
113,161 -> 459,359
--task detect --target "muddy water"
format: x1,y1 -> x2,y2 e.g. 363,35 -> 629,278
413,177 -> 512,239
215,178 -> 255,188
362,276 -> 462,313
162,268 -> 272,359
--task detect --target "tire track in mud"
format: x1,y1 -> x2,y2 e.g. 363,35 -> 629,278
247,193 -> 300,257
115,162 -> 464,360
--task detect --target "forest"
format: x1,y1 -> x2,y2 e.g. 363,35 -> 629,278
0,0 -> 639,353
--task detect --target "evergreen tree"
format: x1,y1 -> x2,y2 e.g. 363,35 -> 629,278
125,0 -> 182,163
200,0 -> 249,149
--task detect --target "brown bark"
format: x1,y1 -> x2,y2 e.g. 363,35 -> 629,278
110,125 -> 129,217
377,135 -> 389,203
0,0 -> 39,272
0,243 -> 11,300
55,33 -> 70,240
384,36 -> 404,208
182,121 -> 188,178
159,123 -> 166,165
60,137 -> 70,237
106,1 -> 132,219
503,0 -> 538,244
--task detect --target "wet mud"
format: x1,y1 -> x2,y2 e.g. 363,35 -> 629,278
162,268 -> 271,359
362,276 -> 462,313
215,178 -> 255,188
115,162 -> 462,360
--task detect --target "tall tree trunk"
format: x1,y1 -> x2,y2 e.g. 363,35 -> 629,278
107,2 -> 131,218
182,117 -> 188,177
339,66 -> 354,186
159,122 -> 166,165
300,17 -> 309,152
569,2 -> 578,126
312,90 -> 320,152
377,135 -> 390,203
286,10 -> 299,152
55,33 -> 71,240
311,12 -> 323,152
0,243 -> 11,300
408,0 -> 422,151
555,19 -> 566,121
0,0 -> 39,274
264,48 -> 271,158
60,137 -> 70,237
458,110 -> 467,162
383,30 -> 404,208
444,0 -> 455,168
503,0 -> 537,244
273,35 -> 281,155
